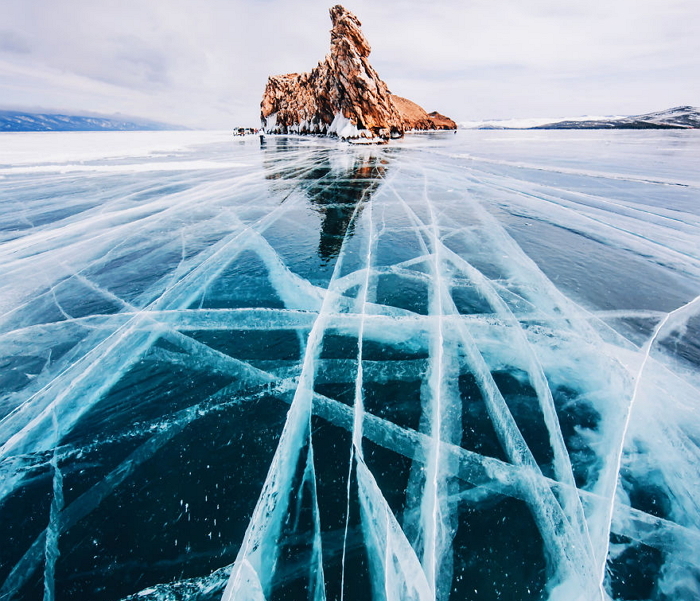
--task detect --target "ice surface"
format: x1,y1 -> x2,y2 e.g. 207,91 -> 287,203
0,130 -> 699,601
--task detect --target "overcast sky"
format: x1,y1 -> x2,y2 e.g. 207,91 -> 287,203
1,0 -> 698,128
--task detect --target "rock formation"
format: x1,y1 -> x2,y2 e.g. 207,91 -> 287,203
260,5 -> 456,141
390,95 -> 457,132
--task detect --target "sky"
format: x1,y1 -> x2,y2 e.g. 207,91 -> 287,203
1,0 -> 698,129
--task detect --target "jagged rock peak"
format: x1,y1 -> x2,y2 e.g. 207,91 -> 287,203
329,4 -> 370,58
260,5 -> 456,141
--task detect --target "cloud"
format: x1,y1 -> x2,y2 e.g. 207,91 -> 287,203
0,0 -> 698,127
0,29 -> 31,54
100,36 -> 171,87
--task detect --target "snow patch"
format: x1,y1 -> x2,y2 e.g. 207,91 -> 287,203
263,111 -> 377,140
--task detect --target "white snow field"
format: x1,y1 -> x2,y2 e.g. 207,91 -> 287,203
0,129 -> 699,601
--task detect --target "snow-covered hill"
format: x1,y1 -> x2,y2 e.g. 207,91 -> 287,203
0,110 -> 185,132
458,115 -> 621,130
460,106 -> 700,130
629,106 -> 700,128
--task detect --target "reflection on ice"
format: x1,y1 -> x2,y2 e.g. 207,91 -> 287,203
263,140 -> 387,262
0,130 -> 699,601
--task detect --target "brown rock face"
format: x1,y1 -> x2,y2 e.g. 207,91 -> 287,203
390,96 -> 458,131
260,5 -> 456,140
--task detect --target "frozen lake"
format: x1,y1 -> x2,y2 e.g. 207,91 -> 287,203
1,129 -> 699,601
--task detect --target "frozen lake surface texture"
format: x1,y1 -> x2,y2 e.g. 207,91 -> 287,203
1,130 -> 699,601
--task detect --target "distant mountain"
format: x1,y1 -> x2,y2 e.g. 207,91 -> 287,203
0,110 -> 187,132
460,107 -> 700,130
534,106 -> 700,130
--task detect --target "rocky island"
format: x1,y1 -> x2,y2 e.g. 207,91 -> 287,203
260,5 -> 456,142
